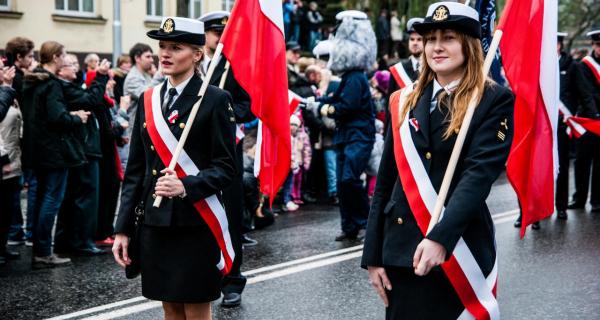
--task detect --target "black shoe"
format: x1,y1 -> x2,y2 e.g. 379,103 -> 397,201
531,222 -> 540,230
221,292 -> 242,308
513,217 -> 522,228
567,201 -> 585,209
591,205 -> 600,213
241,235 -> 258,247
302,193 -> 317,204
73,246 -> 107,256
334,232 -> 357,241
329,195 -> 339,205
557,210 -> 568,220
1,249 -> 20,260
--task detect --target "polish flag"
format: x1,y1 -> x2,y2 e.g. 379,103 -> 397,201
220,0 -> 291,203
499,0 -> 559,237
288,90 -> 303,113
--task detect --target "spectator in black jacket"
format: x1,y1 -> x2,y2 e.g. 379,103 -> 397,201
53,55 -> 111,256
375,9 -> 390,58
0,64 -> 21,266
22,41 -> 90,268
4,37 -> 37,247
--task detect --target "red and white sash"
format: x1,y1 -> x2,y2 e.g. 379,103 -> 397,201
558,101 -> 586,138
581,56 -> 600,85
390,90 -> 499,320
143,83 -> 235,275
389,62 -> 414,89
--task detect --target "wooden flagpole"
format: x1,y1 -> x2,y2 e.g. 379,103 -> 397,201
153,43 -> 225,207
426,30 -> 503,234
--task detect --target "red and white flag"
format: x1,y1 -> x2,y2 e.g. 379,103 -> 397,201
289,90 -> 303,114
499,0 -> 559,237
221,0 -> 291,203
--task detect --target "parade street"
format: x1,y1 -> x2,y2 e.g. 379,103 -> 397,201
0,172 -> 599,320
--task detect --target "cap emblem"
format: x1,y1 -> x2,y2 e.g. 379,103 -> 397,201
163,18 -> 175,33
432,5 -> 449,22
221,17 -> 228,25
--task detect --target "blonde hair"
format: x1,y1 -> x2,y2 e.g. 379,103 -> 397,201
398,31 -> 488,139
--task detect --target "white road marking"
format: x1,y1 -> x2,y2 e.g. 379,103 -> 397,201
46,208 -> 519,320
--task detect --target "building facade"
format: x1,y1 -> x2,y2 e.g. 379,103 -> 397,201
0,0 -> 235,59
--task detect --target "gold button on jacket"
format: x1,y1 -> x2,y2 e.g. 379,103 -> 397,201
397,218 -> 404,225
425,152 -> 432,160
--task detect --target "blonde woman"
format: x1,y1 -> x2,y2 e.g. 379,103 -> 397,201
112,17 -> 236,320
362,2 -> 514,319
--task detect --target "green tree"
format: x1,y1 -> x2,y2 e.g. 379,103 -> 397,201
558,0 -> 600,49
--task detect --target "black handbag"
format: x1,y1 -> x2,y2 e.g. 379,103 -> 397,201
125,177 -> 154,279
125,202 -> 145,279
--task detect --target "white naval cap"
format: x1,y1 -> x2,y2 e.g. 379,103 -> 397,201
147,17 -> 205,46
413,2 -> 481,39
557,32 -> 568,41
406,18 -> 424,33
335,10 -> 368,21
586,30 -> 600,43
312,40 -> 333,59
198,11 -> 230,31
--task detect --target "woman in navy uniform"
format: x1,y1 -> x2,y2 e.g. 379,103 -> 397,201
362,2 -> 514,319
112,17 -> 236,319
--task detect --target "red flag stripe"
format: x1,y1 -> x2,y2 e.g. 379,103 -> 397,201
499,0 -> 558,237
221,0 -> 291,203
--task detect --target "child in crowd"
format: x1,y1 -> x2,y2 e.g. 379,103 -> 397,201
366,119 -> 384,200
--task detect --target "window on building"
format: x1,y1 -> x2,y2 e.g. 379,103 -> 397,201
55,0 -> 95,15
189,0 -> 202,19
146,0 -> 164,18
0,0 -> 10,10
222,0 -> 235,11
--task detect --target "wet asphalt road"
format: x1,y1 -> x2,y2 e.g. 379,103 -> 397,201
1,173 -> 599,320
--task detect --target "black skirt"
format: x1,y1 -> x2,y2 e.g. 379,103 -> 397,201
140,225 -> 223,303
385,267 -> 464,320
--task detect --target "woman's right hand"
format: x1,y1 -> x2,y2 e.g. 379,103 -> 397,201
112,233 -> 131,268
367,266 -> 392,307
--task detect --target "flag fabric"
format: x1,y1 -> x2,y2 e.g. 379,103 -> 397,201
475,0 -> 504,85
499,0 -> 559,237
289,90 -> 303,113
220,0 -> 291,203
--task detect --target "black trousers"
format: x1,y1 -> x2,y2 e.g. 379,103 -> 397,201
385,267 -> 463,320
55,160 -> 99,250
221,142 -> 247,295
0,177 -> 21,251
572,132 -> 600,206
96,154 -> 121,240
556,124 -> 570,211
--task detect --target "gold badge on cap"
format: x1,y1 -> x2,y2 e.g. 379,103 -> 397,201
432,5 -> 449,22
163,18 -> 175,33
221,17 -> 228,25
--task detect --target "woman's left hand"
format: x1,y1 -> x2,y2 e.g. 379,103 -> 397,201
155,168 -> 185,198
413,238 -> 447,276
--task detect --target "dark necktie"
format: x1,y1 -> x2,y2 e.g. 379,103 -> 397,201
163,88 -> 178,116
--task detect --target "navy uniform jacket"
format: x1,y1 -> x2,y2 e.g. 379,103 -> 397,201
577,54 -> 600,119
319,69 -> 375,145
205,57 -> 255,124
559,52 -> 578,115
114,74 -> 237,236
361,82 -> 514,276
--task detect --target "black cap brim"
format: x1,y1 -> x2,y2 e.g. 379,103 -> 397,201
413,16 -> 481,39
147,30 -> 205,46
